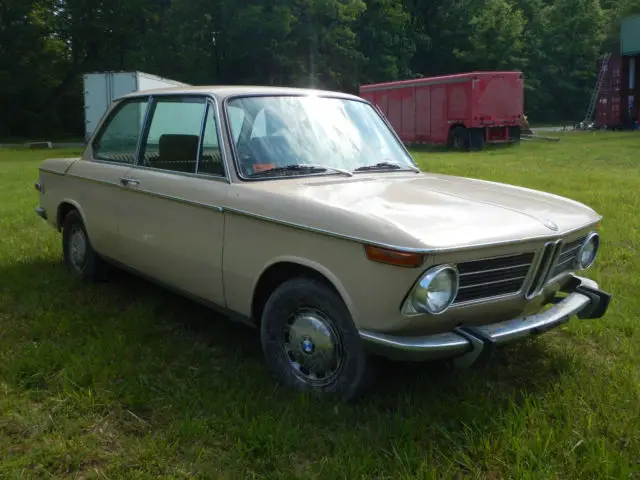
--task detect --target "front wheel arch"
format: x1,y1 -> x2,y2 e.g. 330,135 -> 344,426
251,260 -> 352,328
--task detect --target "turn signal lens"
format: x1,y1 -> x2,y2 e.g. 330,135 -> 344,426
364,245 -> 424,268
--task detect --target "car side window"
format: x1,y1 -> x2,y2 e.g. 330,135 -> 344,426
250,109 -> 267,139
92,98 -> 149,164
227,106 -> 245,145
198,103 -> 225,177
140,96 -> 207,174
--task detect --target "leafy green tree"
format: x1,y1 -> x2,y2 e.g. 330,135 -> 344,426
538,0 -> 606,121
356,0 -> 415,86
453,0 -> 526,70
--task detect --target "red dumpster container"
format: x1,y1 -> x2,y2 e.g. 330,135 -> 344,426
359,71 -> 524,149
596,54 -> 639,129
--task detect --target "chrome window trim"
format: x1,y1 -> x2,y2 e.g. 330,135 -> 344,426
88,93 -> 230,182
220,93 -> 419,183
199,97 -> 231,182
125,165 -> 230,183
89,96 -> 152,167
134,96 -> 154,165
134,94 -> 207,171
194,100 -> 208,174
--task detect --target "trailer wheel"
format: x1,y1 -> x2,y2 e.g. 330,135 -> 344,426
449,126 -> 469,150
469,129 -> 485,150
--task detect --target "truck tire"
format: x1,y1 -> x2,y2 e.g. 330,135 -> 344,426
260,276 -> 375,401
449,126 -> 469,150
508,126 -> 521,143
469,129 -> 485,150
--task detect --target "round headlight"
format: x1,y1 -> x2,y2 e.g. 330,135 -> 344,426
576,232 -> 600,270
410,265 -> 459,315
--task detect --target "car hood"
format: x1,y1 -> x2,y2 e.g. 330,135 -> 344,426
236,172 -> 601,251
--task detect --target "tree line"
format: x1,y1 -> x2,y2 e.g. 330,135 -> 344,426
1,0 -> 638,139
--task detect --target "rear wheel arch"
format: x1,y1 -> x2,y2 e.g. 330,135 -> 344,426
448,124 -> 469,149
251,259 -> 354,327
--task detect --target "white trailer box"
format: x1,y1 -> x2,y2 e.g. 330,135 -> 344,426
83,71 -> 190,142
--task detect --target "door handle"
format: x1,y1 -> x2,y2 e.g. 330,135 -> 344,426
120,177 -> 140,186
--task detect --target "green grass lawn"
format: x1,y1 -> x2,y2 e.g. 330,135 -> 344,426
1,132 -> 639,479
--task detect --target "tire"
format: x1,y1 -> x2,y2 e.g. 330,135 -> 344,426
469,128 -> 486,150
62,209 -> 108,282
260,276 -> 375,401
449,126 -> 469,150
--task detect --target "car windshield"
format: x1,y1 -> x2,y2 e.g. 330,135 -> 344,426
225,95 -> 417,178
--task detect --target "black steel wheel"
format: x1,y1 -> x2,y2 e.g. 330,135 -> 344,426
260,276 -> 375,401
62,209 -> 108,281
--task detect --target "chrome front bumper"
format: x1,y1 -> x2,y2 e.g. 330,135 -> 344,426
359,275 -> 611,367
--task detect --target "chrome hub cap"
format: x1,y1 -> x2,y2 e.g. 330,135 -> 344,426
284,308 -> 343,385
69,227 -> 87,270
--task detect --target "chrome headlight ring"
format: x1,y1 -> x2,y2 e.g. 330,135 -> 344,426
402,264 -> 459,316
575,232 -> 600,270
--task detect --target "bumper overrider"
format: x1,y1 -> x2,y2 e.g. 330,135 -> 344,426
359,275 -> 611,367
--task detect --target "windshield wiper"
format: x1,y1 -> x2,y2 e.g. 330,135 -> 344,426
250,164 -> 353,177
354,161 -> 420,173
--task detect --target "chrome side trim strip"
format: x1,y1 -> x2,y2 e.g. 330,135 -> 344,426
39,167 -> 65,176
40,170 -> 602,255
64,173 -> 224,213
65,173 -> 121,188
125,187 -> 225,212
222,207 -> 601,254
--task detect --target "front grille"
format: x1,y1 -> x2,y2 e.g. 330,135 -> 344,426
549,236 -> 585,278
454,252 -> 535,304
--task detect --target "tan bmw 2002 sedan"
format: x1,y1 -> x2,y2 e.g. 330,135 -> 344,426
35,86 -> 611,400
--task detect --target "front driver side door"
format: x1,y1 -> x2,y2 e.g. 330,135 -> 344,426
116,95 -> 229,306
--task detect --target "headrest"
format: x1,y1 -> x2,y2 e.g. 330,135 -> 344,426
159,134 -> 200,161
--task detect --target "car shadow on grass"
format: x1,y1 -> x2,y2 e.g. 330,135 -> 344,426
0,257 -> 581,470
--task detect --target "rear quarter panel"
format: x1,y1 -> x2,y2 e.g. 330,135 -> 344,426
37,157 -> 80,229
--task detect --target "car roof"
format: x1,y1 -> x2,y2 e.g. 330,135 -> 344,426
117,85 -> 363,102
